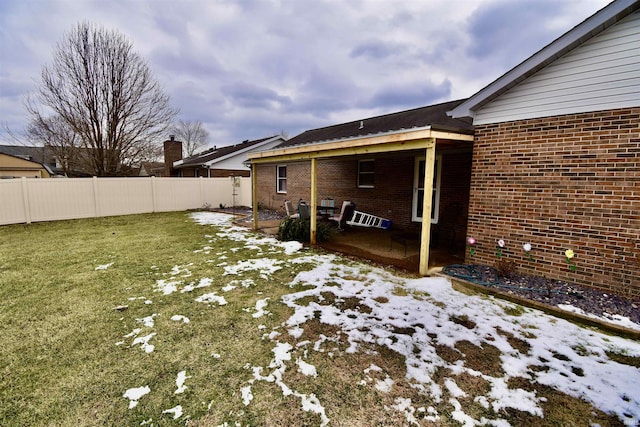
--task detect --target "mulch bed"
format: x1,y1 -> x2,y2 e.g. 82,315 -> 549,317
211,207 -> 285,222
442,264 -> 640,327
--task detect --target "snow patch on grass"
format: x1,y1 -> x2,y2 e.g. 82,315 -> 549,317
123,386 -> 150,409
95,262 -> 114,270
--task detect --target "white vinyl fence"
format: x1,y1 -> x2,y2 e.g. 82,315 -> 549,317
0,176 -> 252,226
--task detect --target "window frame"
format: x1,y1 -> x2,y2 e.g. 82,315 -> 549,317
357,159 -> 375,189
276,165 -> 287,194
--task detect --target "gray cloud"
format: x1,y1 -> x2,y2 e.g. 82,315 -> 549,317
0,0 -> 611,146
368,79 -> 453,110
350,40 -> 407,60
466,0 -> 582,69
221,81 -> 292,109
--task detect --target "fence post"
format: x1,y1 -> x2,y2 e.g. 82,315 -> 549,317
92,176 -> 101,218
199,176 -> 204,208
21,177 -> 31,224
151,176 -> 157,213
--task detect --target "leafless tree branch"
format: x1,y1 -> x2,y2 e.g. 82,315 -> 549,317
26,22 -> 178,176
171,119 -> 210,157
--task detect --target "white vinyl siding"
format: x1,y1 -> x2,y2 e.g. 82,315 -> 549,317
475,10 -> 640,125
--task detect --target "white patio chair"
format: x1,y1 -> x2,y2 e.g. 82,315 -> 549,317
329,200 -> 355,230
284,200 -> 299,219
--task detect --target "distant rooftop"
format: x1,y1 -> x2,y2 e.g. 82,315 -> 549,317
176,136 -> 281,168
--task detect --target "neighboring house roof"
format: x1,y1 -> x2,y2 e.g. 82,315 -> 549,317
449,0 -> 640,119
277,99 -> 473,149
0,144 -> 48,164
0,152 -> 54,176
139,161 -> 165,176
174,135 -> 286,169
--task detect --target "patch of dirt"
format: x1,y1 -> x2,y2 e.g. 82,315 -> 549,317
319,239 -> 420,271
443,264 -> 640,327
495,326 -> 531,355
450,314 -> 476,329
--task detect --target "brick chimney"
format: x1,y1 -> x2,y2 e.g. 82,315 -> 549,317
163,135 -> 182,177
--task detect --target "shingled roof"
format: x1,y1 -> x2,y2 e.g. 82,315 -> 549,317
175,135 -> 280,168
276,99 -> 473,149
0,144 -> 48,164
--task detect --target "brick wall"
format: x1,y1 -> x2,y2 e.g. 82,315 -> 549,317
179,167 -> 249,178
210,169 -> 250,178
255,148 -> 472,233
255,161 -> 311,210
317,156 -> 415,229
468,107 -> 640,299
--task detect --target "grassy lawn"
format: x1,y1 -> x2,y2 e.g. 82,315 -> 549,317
1,212 -> 638,426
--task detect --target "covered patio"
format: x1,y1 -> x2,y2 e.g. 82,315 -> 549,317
247,100 -> 474,275
247,214 -> 465,273
317,225 -> 465,273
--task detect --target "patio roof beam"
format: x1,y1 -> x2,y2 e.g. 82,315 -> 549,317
248,130 -> 471,164
249,137 -> 443,164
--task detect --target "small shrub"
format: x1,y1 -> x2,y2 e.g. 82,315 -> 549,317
277,218 -> 334,243
495,259 -> 518,278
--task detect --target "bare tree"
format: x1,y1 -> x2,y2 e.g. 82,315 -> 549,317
26,22 -> 178,176
171,119 -> 210,157
26,116 -> 85,176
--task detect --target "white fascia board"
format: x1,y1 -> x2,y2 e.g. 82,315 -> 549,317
173,159 -> 184,167
449,0 -> 639,118
203,136 -> 284,167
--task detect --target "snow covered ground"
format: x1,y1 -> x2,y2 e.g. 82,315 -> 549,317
121,212 -> 640,426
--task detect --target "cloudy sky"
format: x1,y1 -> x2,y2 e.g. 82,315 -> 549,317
0,0 -> 611,147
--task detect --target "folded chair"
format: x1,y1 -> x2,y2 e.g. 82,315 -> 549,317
298,200 -> 311,220
329,200 -> 356,230
284,200 -> 299,219
318,198 -> 335,216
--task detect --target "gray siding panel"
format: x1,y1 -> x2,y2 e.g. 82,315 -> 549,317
475,11 -> 640,124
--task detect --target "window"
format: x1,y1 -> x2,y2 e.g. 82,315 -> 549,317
276,165 -> 287,193
412,155 -> 442,223
357,159 -> 375,188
